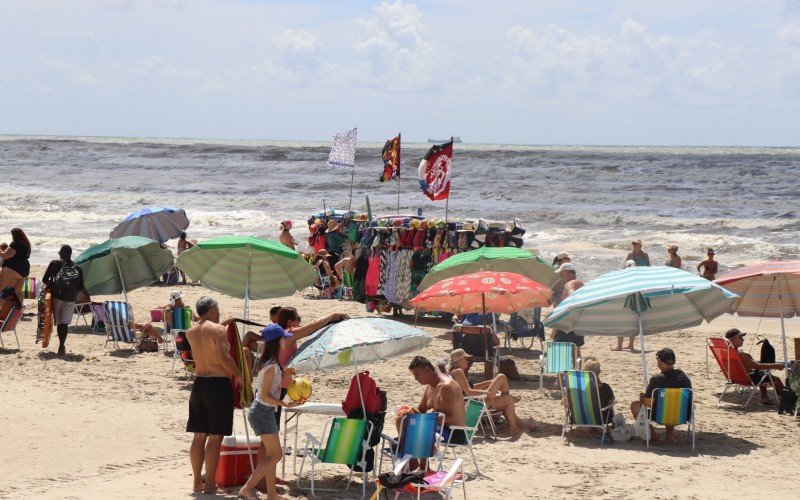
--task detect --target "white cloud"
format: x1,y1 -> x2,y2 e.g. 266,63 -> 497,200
272,28 -> 321,52
134,55 -> 202,81
38,54 -> 113,88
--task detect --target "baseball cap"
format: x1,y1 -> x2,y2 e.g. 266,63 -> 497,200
169,290 -> 183,305
655,348 -> 676,365
554,262 -> 576,273
725,328 -> 746,339
261,323 -> 292,341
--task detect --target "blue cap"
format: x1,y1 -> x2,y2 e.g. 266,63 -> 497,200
261,323 -> 292,341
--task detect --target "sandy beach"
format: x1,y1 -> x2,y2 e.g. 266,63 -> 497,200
0,264 -> 797,499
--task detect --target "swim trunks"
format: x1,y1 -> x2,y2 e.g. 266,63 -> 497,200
186,376 -> 233,435
441,426 -> 469,445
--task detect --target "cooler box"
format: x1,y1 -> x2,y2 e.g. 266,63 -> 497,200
215,434 -> 259,487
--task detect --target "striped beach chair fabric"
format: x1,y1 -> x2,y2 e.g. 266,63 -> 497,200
559,370 -> 613,442
709,338 -> 774,409
169,307 -> 194,374
0,307 -> 23,350
298,417 -> 373,499
540,341 -> 580,390
20,277 -> 39,299
379,411 -> 442,475
102,301 -> 136,351
648,388 -> 695,451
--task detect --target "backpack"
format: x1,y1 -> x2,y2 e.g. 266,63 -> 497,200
53,261 -> 81,302
342,371 -> 384,415
757,337 -> 776,364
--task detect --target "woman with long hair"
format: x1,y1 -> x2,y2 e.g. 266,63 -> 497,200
0,228 -> 31,306
239,324 -> 302,500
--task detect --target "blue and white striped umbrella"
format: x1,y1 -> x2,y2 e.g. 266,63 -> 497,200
288,317 -> 431,374
110,206 -> 190,243
545,266 -> 738,387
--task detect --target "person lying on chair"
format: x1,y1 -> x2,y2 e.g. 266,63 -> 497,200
726,328 -> 785,404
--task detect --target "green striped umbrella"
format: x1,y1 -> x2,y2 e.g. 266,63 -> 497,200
418,247 -> 557,291
545,266 -> 738,388
76,236 -> 174,302
175,235 -> 316,318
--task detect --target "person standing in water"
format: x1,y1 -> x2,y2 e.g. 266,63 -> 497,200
625,240 -> 650,267
279,221 -> 296,251
665,245 -> 682,269
697,248 -> 718,280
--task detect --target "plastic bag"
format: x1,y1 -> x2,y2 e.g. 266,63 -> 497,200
633,405 -> 650,441
610,413 -> 632,442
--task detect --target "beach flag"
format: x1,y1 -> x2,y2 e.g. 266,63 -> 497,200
417,138 -> 452,201
327,127 -> 357,168
380,134 -> 401,182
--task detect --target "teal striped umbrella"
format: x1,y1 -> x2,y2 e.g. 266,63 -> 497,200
176,236 -> 317,319
545,266 -> 738,387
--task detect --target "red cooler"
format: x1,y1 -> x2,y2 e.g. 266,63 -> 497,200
215,434 -> 259,487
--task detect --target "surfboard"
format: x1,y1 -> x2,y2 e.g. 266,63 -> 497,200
41,292 -> 53,348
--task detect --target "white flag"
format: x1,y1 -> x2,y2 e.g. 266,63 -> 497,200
327,127 -> 357,168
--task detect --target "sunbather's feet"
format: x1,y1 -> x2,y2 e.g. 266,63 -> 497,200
203,483 -> 220,495
237,487 -> 259,499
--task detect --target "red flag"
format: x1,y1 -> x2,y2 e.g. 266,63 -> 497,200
417,139 -> 452,201
380,134 -> 401,182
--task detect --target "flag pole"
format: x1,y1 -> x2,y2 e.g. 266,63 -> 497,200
396,132 -> 401,215
445,136 -> 452,224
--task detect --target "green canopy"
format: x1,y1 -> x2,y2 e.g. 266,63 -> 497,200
176,235 -> 317,306
76,236 -> 174,301
418,247 -> 557,291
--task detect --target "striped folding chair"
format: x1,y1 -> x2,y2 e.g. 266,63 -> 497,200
0,307 -> 23,350
559,370 -> 614,443
540,341 -> 580,390
647,388 -> 695,451
379,411 -> 443,475
170,307 -> 194,376
298,417 -> 373,499
102,301 -> 136,351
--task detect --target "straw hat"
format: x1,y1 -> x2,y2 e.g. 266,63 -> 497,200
326,220 -> 339,232
449,348 -> 472,368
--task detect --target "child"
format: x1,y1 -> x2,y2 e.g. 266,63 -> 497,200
238,324 -> 304,500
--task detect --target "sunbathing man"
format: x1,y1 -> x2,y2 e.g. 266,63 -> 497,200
630,348 -> 691,443
407,355 -> 466,446
447,349 -> 533,437
186,297 -> 242,494
726,328 -> 785,404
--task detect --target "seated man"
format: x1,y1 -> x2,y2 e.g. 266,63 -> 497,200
726,328 -> 786,404
630,348 -> 691,443
162,290 -> 199,332
447,349 -> 533,437
241,305 -> 282,353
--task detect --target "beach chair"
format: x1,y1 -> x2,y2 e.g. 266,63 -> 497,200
297,417 -> 374,499
505,308 -> 545,350
71,301 -> 93,331
647,388 -> 695,451
378,411 -> 443,476
559,370 -> 614,443
540,341 -> 581,390
0,307 -> 23,350
709,338 -> 776,409
464,395 -> 499,439
387,456 -> 466,500
440,398 -> 484,475
166,306 -> 191,354
20,277 -> 40,313
90,303 -> 106,333
102,301 -> 136,351
451,324 -> 499,380
706,337 -> 728,379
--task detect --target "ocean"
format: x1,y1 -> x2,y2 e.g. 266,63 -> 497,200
1,135 -> 798,280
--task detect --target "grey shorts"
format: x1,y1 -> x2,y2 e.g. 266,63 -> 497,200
52,298 -> 74,325
248,400 -> 279,436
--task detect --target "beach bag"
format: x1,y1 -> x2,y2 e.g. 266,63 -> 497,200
610,413 -> 632,442
758,337 -> 776,363
342,371 -> 384,415
778,388 -> 798,415
632,406 -> 650,441
53,261 -> 81,302
378,471 -> 425,494
135,336 -> 159,353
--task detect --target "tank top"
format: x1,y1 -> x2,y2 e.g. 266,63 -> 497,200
279,339 -> 298,389
254,361 -> 282,407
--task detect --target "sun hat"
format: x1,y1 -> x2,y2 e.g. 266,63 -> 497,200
556,251 -> 571,260
169,289 -> 183,306
725,328 -> 746,339
449,348 -> 472,366
632,239 -> 643,246
261,323 -> 292,341
655,348 -> 676,365
327,220 -> 339,232
554,262 -> 576,273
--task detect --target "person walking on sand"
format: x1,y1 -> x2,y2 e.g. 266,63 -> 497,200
625,240 -> 650,267
697,248 -> 718,280
42,245 -> 89,357
185,297 -> 242,495
665,245 -> 681,269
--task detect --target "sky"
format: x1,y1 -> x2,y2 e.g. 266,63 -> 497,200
1,0 -> 799,146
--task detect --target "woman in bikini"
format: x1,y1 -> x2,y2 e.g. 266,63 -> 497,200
697,248 -> 718,280
665,244 -> 682,268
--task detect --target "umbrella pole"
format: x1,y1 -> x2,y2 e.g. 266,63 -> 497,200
779,280 -> 788,365
244,246 -> 253,324
243,408 -> 255,472
638,313 -> 647,391
481,294 -> 493,377
352,352 -> 367,416
113,253 -> 128,303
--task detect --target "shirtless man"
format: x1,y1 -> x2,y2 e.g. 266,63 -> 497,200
726,328 -> 785,404
551,263 -> 587,356
407,356 -> 466,449
697,248 -> 718,280
186,297 -> 243,494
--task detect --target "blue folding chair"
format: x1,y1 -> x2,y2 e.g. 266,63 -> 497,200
102,301 -> 136,351
379,411 -> 443,475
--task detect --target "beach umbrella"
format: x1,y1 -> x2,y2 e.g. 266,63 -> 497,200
76,236 -> 174,302
715,261 -> 800,366
418,247 -> 557,291
288,317 -> 431,411
175,235 -> 316,320
545,266 -> 738,388
411,271 -> 551,361
110,206 -> 190,243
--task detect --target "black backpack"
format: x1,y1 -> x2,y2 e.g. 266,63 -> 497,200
758,337 -> 776,364
53,261 -> 81,302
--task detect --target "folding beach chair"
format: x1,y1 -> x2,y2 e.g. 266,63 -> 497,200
71,301 -> 93,331
440,398 -> 484,475
504,308 -> 545,350
451,324 -> 499,380
102,301 -> 136,351
709,338 -> 776,409
166,306 -> 191,353
540,341 -> 581,390
297,417 -> 374,499
379,411 -> 443,476
559,370 -> 614,443
647,388 -> 695,451
0,307 -> 22,350
387,456 -> 466,500
20,277 -> 40,313
463,395 -> 499,440
170,308 -> 194,377
90,303 -> 106,333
